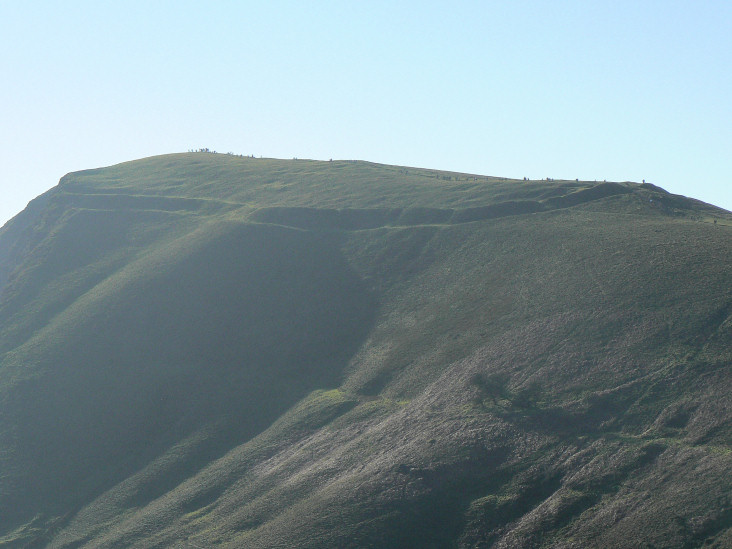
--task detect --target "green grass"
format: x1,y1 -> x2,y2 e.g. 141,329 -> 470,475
0,152 -> 730,548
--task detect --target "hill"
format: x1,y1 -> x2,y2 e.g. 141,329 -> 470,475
0,153 -> 730,548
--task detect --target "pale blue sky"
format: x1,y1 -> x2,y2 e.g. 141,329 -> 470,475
1,1 -> 730,225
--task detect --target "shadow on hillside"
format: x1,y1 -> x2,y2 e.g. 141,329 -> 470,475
2,221 -> 377,529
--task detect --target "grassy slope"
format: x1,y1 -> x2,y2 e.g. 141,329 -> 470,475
0,153 -> 729,548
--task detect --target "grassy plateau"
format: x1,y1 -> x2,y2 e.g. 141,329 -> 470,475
0,153 -> 730,547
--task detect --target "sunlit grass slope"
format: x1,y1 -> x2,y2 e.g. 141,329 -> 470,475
0,153 -> 730,548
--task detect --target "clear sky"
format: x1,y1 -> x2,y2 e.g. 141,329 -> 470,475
1,1 -> 730,226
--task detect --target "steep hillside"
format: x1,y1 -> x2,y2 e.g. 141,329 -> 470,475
0,153 -> 730,548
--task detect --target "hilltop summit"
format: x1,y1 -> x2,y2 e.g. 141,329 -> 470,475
0,154 -> 730,547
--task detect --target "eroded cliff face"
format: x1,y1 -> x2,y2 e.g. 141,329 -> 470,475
0,153 -> 730,548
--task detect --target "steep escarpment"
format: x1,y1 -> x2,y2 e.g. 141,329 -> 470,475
0,153 -> 729,548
